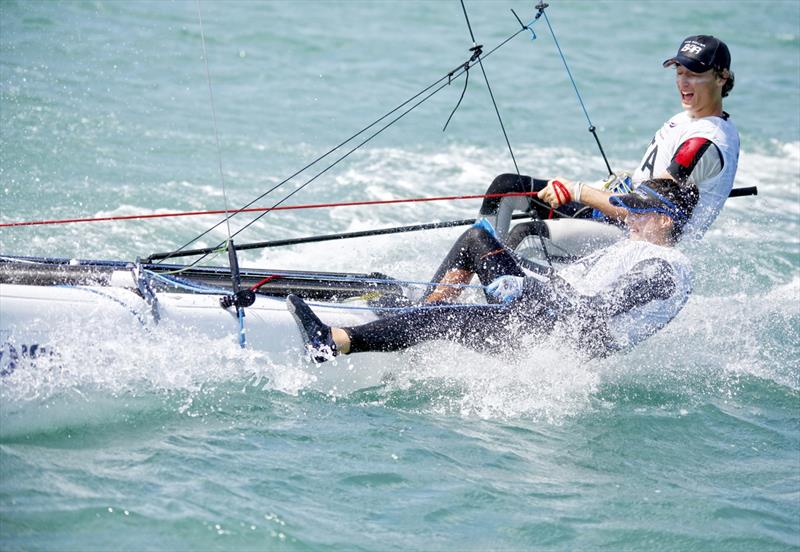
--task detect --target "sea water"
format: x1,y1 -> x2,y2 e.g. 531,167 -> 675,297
1,1 -> 798,550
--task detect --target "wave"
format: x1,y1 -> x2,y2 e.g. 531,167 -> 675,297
2,140 -> 797,430
3,139 -> 797,254
3,271 -> 796,432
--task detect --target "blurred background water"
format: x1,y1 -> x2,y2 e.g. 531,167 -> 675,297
1,1 -> 798,550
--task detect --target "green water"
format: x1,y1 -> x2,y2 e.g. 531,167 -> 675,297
1,1 -> 799,550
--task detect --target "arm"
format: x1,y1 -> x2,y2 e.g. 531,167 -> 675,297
537,137 -> 722,219
488,258 -> 679,356
584,258 -> 677,317
666,137 -> 723,186
537,178 -> 628,221
488,258 -> 678,316
562,258 -> 679,356
518,257 -> 677,315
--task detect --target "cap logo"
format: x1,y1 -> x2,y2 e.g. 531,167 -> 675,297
680,43 -> 704,55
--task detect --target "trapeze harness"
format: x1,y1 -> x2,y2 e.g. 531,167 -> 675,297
343,228 -> 692,358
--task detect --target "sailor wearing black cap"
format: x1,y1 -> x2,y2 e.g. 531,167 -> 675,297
532,35 -> 739,240
288,178 -> 698,362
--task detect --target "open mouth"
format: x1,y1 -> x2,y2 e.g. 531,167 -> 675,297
681,91 -> 694,102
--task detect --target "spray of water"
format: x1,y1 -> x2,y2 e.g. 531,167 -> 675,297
2,143 -> 797,430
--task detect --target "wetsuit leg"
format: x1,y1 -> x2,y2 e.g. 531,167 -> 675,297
425,226 -> 527,302
345,302 -> 551,354
507,220 -> 549,250
479,174 -> 549,239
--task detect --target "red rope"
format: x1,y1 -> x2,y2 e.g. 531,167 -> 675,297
0,191 -> 539,228
548,179 -> 571,220
250,275 -> 281,292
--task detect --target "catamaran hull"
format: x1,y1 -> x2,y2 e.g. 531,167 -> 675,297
0,218 -> 625,392
0,282 -> 389,392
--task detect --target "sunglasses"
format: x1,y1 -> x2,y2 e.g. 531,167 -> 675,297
624,184 -> 689,224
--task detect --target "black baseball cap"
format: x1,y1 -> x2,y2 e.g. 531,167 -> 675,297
663,35 -> 731,73
609,178 -> 699,231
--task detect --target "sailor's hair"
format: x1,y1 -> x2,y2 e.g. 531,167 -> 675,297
717,68 -> 734,98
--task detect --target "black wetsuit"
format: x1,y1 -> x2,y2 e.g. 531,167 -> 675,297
479,173 -> 596,249
345,227 -> 687,358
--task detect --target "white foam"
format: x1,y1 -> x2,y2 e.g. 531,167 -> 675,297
3,142 -> 797,424
393,340 -> 602,423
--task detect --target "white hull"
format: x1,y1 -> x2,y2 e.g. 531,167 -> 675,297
0,218 -> 625,393
0,278 -> 390,393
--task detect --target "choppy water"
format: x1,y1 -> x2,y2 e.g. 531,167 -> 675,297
1,1 -> 799,550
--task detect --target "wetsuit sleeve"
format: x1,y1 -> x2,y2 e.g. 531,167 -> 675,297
585,258 -> 677,317
513,259 -> 678,357
520,258 -> 677,316
667,137 -> 723,185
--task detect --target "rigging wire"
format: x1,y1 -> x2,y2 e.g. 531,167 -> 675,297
195,0 -> 233,241
456,0 -> 554,273
155,75 -> 451,265
0,191 -> 542,228
540,5 -> 613,176
196,0 -> 247,347
165,78 -> 463,272
457,0 -> 519,174
153,9 -> 543,266
441,55 -> 472,132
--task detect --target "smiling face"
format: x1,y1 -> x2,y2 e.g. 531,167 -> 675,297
675,65 -> 727,118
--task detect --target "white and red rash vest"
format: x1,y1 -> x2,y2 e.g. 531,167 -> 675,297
632,111 -> 740,238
